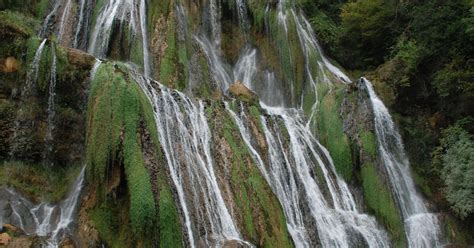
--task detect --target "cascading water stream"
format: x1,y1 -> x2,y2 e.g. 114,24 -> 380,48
139,0 -> 151,77
362,78 -> 442,247
0,167 -> 86,247
39,1 -> 60,38
58,0 -> 73,43
10,39 -> 48,159
43,43 -> 58,166
225,103 -> 389,247
22,39 -> 47,98
88,0 -> 138,58
130,69 -> 250,247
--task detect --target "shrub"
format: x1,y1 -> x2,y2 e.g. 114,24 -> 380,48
433,125 -> 474,219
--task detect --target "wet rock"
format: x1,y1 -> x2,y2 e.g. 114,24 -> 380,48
228,81 -> 258,103
59,237 -> 75,248
2,224 -> 25,236
66,48 -> 95,69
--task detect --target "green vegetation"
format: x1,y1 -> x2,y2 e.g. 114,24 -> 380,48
432,124 -> 474,219
361,162 -> 405,247
303,0 -> 474,237
359,131 -> 377,159
208,102 -> 292,247
316,84 -> 353,181
86,63 -> 157,236
0,161 -> 81,202
0,10 -> 39,37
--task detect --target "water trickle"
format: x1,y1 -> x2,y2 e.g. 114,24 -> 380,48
39,1 -> 60,38
139,0 -> 151,77
10,39 -> 48,159
43,44 -> 58,166
209,0 -> 222,47
58,0 -> 73,43
234,0 -> 249,38
73,0 -> 94,49
22,39 -> 48,98
362,78 -> 442,247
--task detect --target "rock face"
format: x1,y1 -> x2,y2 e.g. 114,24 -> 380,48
228,81 -> 258,103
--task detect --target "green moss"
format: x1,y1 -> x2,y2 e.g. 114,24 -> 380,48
159,14 -> 176,86
361,162 -> 405,246
0,10 -> 39,37
34,0 -> 49,18
90,197 -> 133,248
316,84 -> 353,181
209,103 -> 292,247
157,173 -> 183,247
0,161 -> 81,202
360,131 -> 377,158
249,105 -> 264,133
86,63 -> 157,236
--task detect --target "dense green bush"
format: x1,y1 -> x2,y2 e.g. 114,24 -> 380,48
433,125 -> 474,219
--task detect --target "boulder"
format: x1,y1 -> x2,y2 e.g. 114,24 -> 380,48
0,233 -> 12,246
66,48 -> 95,69
0,57 -> 20,73
228,81 -> 258,103
2,224 -> 25,237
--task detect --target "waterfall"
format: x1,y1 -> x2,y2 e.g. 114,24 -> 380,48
88,0 -> 139,58
225,103 -> 389,247
21,39 -> 47,98
0,167 -> 86,247
43,44 -> 58,166
235,0 -> 249,38
39,1 -> 60,38
58,0 -> 73,43
195,36 -> 233,91
131,70 -> 250,247
139,0 -> 151,77
9,39 -> 48,159
209,0 -> 222,47
362,78 -> 442,247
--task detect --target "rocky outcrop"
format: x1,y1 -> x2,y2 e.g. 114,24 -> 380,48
228,81 -> 258,103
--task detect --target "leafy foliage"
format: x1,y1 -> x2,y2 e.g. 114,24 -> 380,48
433,125 -> 474,219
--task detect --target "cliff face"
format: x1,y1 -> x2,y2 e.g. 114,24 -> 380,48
0,0 -> 471,247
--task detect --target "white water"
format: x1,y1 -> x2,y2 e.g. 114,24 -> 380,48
0,167 -> 86,247
225,103 -> 389,247
10,39 -> 48,158
73,0 -> 87,48
362,78 -> 442,247
195,36 -> 233,91
131,70 -> 250,247
39,1 -> 60,38
88,0 -> 138,57
43,44 -> 58,166
209,0 -> 221,47
58,0 -> 73,43
139,0 -> 151,77
235,0 -> 249,38
22,39 -> 48,98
